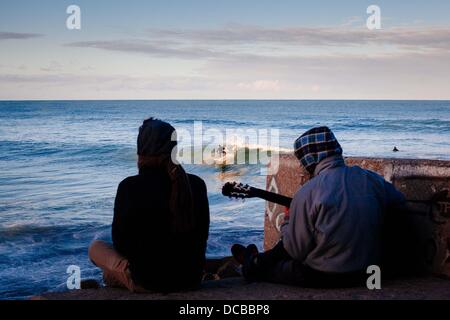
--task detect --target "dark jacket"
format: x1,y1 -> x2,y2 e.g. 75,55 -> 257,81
281,155 -> 405,273
112,167 -> 210,291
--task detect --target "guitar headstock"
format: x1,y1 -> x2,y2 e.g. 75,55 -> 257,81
222,181 -> 253,199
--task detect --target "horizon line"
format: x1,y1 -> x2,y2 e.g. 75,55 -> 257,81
1,98 -> 450,102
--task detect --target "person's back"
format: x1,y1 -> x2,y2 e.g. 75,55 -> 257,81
284,154 -> 404,273
89,118 -> 210,293
232,126 -> 405,287
113,168 -> 209,291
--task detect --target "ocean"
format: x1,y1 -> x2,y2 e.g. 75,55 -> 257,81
1,100 -> 450,299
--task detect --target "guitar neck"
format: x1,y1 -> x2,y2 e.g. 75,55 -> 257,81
228,182 -> 441,213
249,187 -> 292,208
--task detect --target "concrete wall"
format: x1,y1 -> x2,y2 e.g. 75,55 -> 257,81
264,155 -> 450,278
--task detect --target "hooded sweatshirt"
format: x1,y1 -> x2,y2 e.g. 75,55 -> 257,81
281,155 -> 405,273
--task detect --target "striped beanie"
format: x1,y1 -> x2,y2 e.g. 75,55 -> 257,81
294,126 -> 342,173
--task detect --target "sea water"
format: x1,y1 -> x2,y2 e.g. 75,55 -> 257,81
1,100 -> 449,299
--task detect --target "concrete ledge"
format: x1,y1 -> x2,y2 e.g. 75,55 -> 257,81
34,277 -> 450,300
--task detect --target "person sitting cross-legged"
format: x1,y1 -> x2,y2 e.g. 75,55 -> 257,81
89,118 -> 210,293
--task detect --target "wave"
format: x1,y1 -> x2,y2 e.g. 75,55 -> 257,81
284,118 -> 450,133
1,100 -> 450,298
0,223 -> 108,243
173,118 -> 256,127
177,142 -> 291,167
0,140 -> 136,163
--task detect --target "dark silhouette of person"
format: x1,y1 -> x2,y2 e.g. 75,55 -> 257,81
89,118 -> 210,292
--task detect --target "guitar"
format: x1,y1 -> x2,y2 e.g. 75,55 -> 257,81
222,181 -> 449,216
222,181 -> 292,208
223,181 -> 445,277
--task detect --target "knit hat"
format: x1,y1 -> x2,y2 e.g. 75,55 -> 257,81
294,126 -> 342,173
137,117 -> 177,156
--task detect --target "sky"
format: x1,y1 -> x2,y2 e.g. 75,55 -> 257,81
0,0 -> 450,100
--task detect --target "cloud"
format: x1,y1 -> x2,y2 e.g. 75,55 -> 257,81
40,61 -> 63,72
340,16 -> 364,27
205,50 -> 450,81
237,80 -> 280,91
0,31 -> 43,40
64,25 -> 450,63
4,25 -> 450,99
311,85 -> 321,92
145,25 -> 450,50
64,39 -> 227,59
0,73 -> 217,91
1,48 -> 449,100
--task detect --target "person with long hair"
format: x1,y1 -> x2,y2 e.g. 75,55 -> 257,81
89,118 -> 210,292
